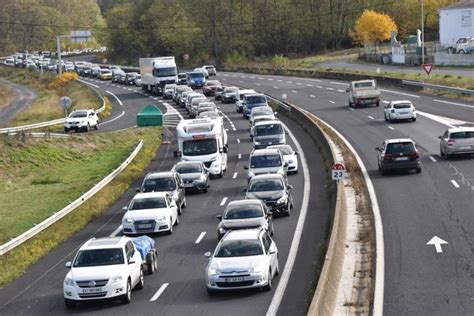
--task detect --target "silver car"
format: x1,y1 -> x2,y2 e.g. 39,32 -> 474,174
439,127 -> 474,159
171,161 -> 210,193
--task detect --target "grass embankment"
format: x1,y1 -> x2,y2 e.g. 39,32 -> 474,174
0,66 -> 103,127
0,81 -> 16,109
0,127 -> 161,287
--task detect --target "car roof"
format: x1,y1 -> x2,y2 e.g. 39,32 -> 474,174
250,173 -> 285,181
390,100 -> 412,105
447,126 -> 474,133
223,228 -> 262,241
251,148 -> 281,156
174,161 -> 203,167
133,192 -> 169,199
81,236 -> 127,250
227,199 -> 263,207
268,144 -> 293,151
385,138 -> 414,144
254,120 -> 281,127
145,171 -> 176,179
245,93 -> 265,97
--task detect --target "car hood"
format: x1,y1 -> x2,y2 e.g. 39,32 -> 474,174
123,208 -> 171,221
179,173 -> 203,181
249,166 -> 284,176
65,118 -> 86,123
220,218 -> 265,229
68,265 -> 125,281
246,190 -> 284,200
210,255 -> 265,273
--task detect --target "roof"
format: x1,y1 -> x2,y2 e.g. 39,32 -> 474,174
250,173 -> 285,181
133,192 -> 169,199
254,119 -> 282,127
223,228 -> 262,241
173,160 -> 203,167
447,126 -> 474,132
83,237 -> 126,249
390,100 -> 412,104
251,148 -> 281,156
385,138 -> 414,144
227,199 -> 263,207
440,1 -> 474,11
239,89 -> 256,94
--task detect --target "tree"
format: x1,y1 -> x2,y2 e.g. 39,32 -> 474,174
352,10 -> 398,47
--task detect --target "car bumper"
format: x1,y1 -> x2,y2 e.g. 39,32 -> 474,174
206,273 -> 268,291
355,98 -> 379,105
64,124 -> 88,130
446,146 -> 474,155
381,160 -> 421,171
122,220 -> 170,234
287,162 -> 298,172
183,180 -> 208,190
64,283 -> 127,301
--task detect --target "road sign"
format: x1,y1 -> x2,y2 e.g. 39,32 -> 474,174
183,54 -> 189,60
422,63 -> 434,75
59,96 -> 72,117
331,162 -> 346,180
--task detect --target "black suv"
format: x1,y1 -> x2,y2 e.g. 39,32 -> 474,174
376,138 -> 421,175
139,171 -> 186,214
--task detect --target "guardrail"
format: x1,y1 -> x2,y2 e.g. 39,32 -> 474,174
402,80 -> 474,94
0,140 -> 144,256
0,77 -> 106,134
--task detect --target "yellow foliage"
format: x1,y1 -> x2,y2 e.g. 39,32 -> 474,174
352,10 -> 398,45
47,72 -> 79,89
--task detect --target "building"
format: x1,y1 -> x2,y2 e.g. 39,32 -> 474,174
70,30 -> 92,43
439,1 -> 474,45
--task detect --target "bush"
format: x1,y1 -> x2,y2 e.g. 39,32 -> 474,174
224,51 -> 248,68
272,54 -> 289,69
47,72 -> 79,89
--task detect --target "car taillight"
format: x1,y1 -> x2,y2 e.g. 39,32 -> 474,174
408,151 -> 419,159
448,139 -> 455,146
383,153 -> 392,160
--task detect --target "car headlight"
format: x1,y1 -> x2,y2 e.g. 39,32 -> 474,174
254,141 -> 261,145
218,227 -> 226,234
208,264 -> 220,276
277,197 -> 288,205
64,277 -> 74,286
250,265 -> 265,274
111,275 -> 123,284
124,218 -> 133,223
156,215 -> 167,221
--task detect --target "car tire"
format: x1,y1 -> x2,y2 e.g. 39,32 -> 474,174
146,252 -> 156,274
121,279 -> 132,304
177,203 -> 182,215
218,171 -> 223,178
270,223 -> 275,236
86,124 -> 90,132
168,218 -> 173,234
416,167 -> 422,174
136,268 -> 144,290
459,50 -> 465,54
95,123 -> 99,130
182,198 -> 187,209
263,269 -> 272,291
275,257 -> 280,276
175,215 -> 179,226
384,114 -> 388,122
412,117 -> 416,122
64,127 -> 69,133
376,102 -> 380,107
381,168 -> 387,176
64,299 -> 76,309
285,205 -> 291,217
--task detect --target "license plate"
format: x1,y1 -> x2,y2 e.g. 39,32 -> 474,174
82,287 -> 102,293
226,277 -> 244,282
394,157 -> 408,161
138,224 -> 153,229
458,146 -> 471,150
399,112 -> 409,115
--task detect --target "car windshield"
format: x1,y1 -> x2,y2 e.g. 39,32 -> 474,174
252,107 -> 273,116
354,82 -> 374,88
183,139 -> 217,156
206,81 -> 219,86
129,197 -> 167,210
175,164 -> 202,174
199,111 -> 219,118
393,103 -> 412,109
101,70 -> 110,73
273,145 -> 293,155
247,96 -> 267,104
73,248 -> 124,267
69,111 -> 87,118
386,142 -> 415,154
225,88 -> 238,93
224,204 -> 263,219
249,179 -> 284,192
250,155 -> 282,168
215,240 -> 263,257
255,124 -> 282,136
189,73 -> 204,79
154,67 -> 177,77
178,74 -> 187,78
450,131 -> 474,139
142,177 -> 176,192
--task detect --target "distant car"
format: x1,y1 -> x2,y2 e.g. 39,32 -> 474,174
268,144 -> 298,174
214,86 -> 225,101
163,84 -> 177,99
135,75 -> 142,86
249,106 -> 275,127
189,96 -> 209,118
383,100 -> 416,122
376,138 -> 421,175
64,109 -> 99,133
4,56 -> 15,66
125,72 -> 139,85
244,148 -> 287,181
118,72 -> 128,84
172,161 -> 210,192
99,69 -> 112,80
64,62 -> 75,72
244,174 -> 293,216
216,199 -> 273,240
347,80 -> 380,107
122,192 -> 179,235
175,85 -> 192,104
439,127 -> 474,159
187,72 -> 206,89
139,171 -> 186,215
235,89 -> 257,113
63,236 -> 144,308
250,115 -> 275,139
222,86 -> 239,103
91,64 -> 101,78
112,69 -> 125,83
203,65 -> 217,76
205,228 -> 279,293
203,80 -> 221,96
242,93 -> 268,118
253,120 -> 286,149
193,67 -> 209,78
177,73 -> 187,85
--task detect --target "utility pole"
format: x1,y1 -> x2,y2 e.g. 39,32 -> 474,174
421,0 -> 425,64
56,34 -> 72,75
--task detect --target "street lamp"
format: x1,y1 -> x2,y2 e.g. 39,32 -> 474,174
56,34 -> 72,75
421,0 -> 425,64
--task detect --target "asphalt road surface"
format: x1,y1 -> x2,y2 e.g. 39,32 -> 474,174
0,78 -> 37,127
218,71 -> 474,315
0,77 -> 331,315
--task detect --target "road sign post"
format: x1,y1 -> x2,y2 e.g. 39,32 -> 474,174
331,162 -> 346,181
59,96 -> 72,117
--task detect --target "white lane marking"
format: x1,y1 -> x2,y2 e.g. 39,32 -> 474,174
451,180 -> 460,188
105,91 -> 123,106
238,153 -> 242,159
239,80 -> 244,83
429,156 -> 437,162
267,118 -> 310,316
220,197 -> 228,206
268,78 -> 274,81
296,82 -> 302,85
163,102 -> 184,120
291,90 -> 297,93
380,89 -> 420,98
348,108 -> 354,111
256,83 -> 261,86
316,85 -> 323,89
337,89 -> 345,93
330,81 -> 347,86
368,115 -> 375,120
416,111 -> 457,128
277,80 -> 283,82
109,225 -> 123,237
153,97 -> 158,100
329,101 -> 335,104
286,81 -> 293,84
150,283 -> 169,302
241,75 -> 247,78
78,79 -> 99,88
273,86 -> 279,89
102,110 -> 125,125
432,99 -> 474,109
249,76 -> 255,79
306,84 -> 313,87
195,232 -> 206,244
232,172 -> 238,179
310,95 -> 316,98
237,139 -> 240,144
383,101 -> 390,104
313,79 -> 322,82
327,87 -> 335,91
258,77 -> 264,80
388,126 -> 395,130
127,88 -> 133,91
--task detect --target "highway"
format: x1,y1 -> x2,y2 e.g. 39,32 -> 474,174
0,77 -> 331,315
217,72 -> 474,315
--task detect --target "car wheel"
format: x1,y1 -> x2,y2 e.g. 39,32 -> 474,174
121,279 -> 132,304
95,123 -> 99,130
64,127 -> 69,133
86,124 -> 90,132
146,252 -> 156,274
168,217 -> 173,234
275,257 -> 280,276
416,167 -> 422,174
459,50 -> 465,54
182,198 -> 187,209
381,168 -> 387,176
412,117 -> 416,122
136,268 -> 144,290
64,299 -> 76,309
263,269 -> 272,291
175,215 -> 179,226
376,102 -> 380,107
177,203 -> 182,216
384,113 -> 388,122
285,205 -> 291,216
270,223 -> 275,236
444,151 -> 450,160
218,171 -> 223,178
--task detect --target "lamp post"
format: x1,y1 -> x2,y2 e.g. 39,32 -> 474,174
421,0 -> 425,64
56,34 -> 72,75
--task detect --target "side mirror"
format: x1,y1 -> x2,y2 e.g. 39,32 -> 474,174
128,259 -> 136,265
241,187 -> 248,192
438,136 -> 442,139
216,215 -> 222,221
266,212 -> 273,217
122,206 -> 128,211
243,165 -> 249,170
65,261 -> 72,269
346,88 -> 350,93
204,252 -> 212,258
136,188 -> 141,193
174,151 -> 182,158
288,185 -> 293,189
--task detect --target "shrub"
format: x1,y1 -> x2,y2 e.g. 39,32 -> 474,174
224,51 -> 248,68
272,54 -> 289,69
47,72 -> 79,89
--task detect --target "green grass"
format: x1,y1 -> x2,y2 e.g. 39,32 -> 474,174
0,127 -> 161,287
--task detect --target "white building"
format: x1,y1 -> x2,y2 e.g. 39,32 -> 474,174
439,1 -> 474,45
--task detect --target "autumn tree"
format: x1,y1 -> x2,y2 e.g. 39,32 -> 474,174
352,10 -> 398,48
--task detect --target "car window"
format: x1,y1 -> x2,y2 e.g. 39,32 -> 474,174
393,103 -> 412,109
262,232 -> 272,253
142,177 -> 176,192
224,204 -> 264,219
450,131 -> 474,139
129,197 -> 167,209
175,164 -> 202,174
249,179 -> 284,192
215,240 -> 264,257
73,248 -> 124,267
386,142 -> 415,154
255,124 -> 283,136
250,155 -> 282,168
354,82 -> 374,88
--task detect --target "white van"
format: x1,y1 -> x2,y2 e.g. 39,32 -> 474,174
253,120 -> 286,149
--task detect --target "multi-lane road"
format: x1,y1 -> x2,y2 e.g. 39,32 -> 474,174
0,76 -> 331,315
217,72 -> 474,315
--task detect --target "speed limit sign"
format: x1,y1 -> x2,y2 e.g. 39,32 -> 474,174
331,162 -> 346,181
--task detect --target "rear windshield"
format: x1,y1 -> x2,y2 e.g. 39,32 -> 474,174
386,142 -> 415,153
224,204 -> 263,219
69,111 -> 87,118
393,103 -> 412,109
247,96 -> 267,104
142,177 -> 176,192
175,164 -> 202,174
255,124 -> 283,136
450,131 -> 474,139
250,155 -> 282,168
129,197 -> 167,210
249,179 -> 284,192
354,82 -> 374,88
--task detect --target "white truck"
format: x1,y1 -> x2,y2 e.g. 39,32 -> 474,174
347,79 -> 381,107
175,118 -> 228,178
139,56 -> 178,95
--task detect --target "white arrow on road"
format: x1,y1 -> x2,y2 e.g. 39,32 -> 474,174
426,236 -> 448,253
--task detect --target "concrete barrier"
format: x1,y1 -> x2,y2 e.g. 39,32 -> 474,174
435,52 -> 474,66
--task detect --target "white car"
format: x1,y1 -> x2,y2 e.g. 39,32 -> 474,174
249,106 -> 275,127
4,56 -> 15,66
205,228 -> 279,293
163,83 -> 176,99
383,100 -> 416,122
268,144 -> 298,174
64,62 -> 75,72
122,192 -> 179,235
250,115 -> 275,139
63,236 -> 144,308
64,109 -> 99,133
244,148 -> 287,181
